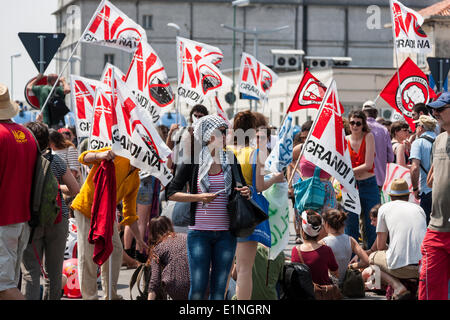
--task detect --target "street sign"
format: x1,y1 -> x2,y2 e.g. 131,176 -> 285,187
427,57 -> 450,92
24,76 -> 48,110
18,32 -> 65,74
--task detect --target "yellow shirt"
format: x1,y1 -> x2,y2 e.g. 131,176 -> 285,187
71,147 -> 140,226
227,145 -> 255,186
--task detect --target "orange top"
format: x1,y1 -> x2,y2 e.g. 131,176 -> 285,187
348,134 -> 374,174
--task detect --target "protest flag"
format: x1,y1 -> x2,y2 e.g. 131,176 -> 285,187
287,68 -> 327,113
214,95 -> 231,128
124,41 -> 174,124
300,80 -> 361,215
110,72 -> 173,186
70,75 -> 101,139
176,37 -> 230,106
265,114 -> 293,174
238,52 -> 278,101
81,0 -> 147,52
389,0 -> 432,54
381,163 -> 419,205
88,83 -> 115,150
380,57 -> 436,131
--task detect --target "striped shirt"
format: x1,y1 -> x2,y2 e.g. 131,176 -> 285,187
53,146 -> 80,172
190,170 -> 229,231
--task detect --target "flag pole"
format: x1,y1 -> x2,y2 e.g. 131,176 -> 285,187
39,0 -> 103,117
287,81 -> 333,186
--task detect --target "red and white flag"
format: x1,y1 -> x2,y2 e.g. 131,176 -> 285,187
214,96 -> 231,128
101,63 -> 126,87
124,41 -> 174,124
89,84 -> 115,150
287,68 -> 327,112
380,57 -> 436,131
81,0 -> 146,52
389,0 -> 431,54
177,37 -> 230,106
111,73 -> 173,186
70,75 -> 101,138
302,80 -> 360,215
238,52 -> 278,101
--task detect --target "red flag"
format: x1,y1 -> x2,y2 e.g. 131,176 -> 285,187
287,68 -> 326,113
380,57 -> 436,131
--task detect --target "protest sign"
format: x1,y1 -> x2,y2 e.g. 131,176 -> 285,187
265,114 -> 293,174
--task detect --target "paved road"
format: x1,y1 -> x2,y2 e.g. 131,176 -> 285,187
62,204 -> 386,300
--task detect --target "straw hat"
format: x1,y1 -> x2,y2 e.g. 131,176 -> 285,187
0,84 -> 19,120
413,115 -> 437,131
388,178 -> 410,197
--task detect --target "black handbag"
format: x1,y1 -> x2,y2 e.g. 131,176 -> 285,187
227,160 -> 268,238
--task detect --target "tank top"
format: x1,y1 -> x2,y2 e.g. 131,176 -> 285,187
299,156 -> 332,180
322,234 -> 353,285
348,134 -> 375,173
227,145 -> 254,186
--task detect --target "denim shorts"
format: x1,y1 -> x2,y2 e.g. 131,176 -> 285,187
137,176 -> 157,205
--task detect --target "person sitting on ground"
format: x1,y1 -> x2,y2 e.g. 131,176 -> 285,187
291,210 -> 339,286
147,216 -> 190,300
320,208 -> 369,286
367,178 -> 427,300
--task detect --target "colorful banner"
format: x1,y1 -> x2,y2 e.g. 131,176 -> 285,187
380,57 -> 436,131
287,68 -> 327,112
70,75 -> 101,139
390,0 -> 431,54
238,52 -> 278,101
89,84 -> 114,150
111,73 -> 173,186
214,96 -> 231,128
81,0 -> 146,52
265,114 -> 293,174
124,41 -> 174,124
302,80 -> 361,215
101,63 -> 126,87
176,37 -> 230,106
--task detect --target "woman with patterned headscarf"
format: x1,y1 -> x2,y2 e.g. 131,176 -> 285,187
166,115 -> 251,300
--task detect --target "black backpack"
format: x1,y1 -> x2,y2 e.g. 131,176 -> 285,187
279,262 -> 316,300
47,91 -> 70,126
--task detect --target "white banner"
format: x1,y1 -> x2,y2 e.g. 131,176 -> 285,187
111,74 -> 173,186
390,0 -> 431,54
81,0 -> 146,52
302,80 -> 361,215
265,114 -> 293,173
88,84 -> 114,150
70,75 -> 101,139
176,37 -> 230,106
238,52 -> 278,101
124,41 -> 174,124
381,162 -> 419,204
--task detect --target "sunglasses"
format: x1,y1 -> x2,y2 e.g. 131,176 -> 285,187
350,121 -> 362,127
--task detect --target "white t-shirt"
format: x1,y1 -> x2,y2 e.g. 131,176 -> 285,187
376,200 -> 427,270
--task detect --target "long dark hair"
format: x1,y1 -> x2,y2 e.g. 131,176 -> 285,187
49,129 -> 74,149
146,216 -> 176,265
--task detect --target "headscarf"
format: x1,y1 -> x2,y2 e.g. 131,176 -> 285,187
193,115 -> 232,196
301,210 -> 322,237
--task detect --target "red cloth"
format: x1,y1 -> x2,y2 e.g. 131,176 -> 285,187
348,134 -> 375,174
0,123 -> 37,226
88,160 -> 116,266
291,245 -> 338,285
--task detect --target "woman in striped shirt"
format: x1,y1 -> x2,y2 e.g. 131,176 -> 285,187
166,115 -> 251,300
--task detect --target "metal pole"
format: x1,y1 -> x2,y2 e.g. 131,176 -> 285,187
232,5 -> 237,116
439,58 -> 443,93
253,32 -> 258,112
38,35 -> 46,74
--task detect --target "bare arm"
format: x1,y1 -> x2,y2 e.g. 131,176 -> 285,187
410,159 -> 421,199
376,232 -> 388,251
254,149 -> 285,192
349,237 -> 369,269
426,165 -> 434,188
26,73 -> 44,91
60,167 -> 80,196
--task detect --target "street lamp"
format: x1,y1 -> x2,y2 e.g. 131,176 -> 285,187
10,53 -> 21,101
167,22 -> 180,37
229,0 -> 250,116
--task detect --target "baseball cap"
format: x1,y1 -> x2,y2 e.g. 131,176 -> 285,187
413,115 -> 437,130
427,92 -> 450,109
362,100 -> 376,110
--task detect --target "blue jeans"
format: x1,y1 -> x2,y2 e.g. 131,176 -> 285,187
187,229 -> 236,300
345,176 -> 379,249
420,191 -> 432,226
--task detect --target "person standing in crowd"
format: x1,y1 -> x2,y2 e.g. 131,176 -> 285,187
345,110 -> 379,250
291,210 -> 339,286
362,101 -> 394,189
410,115 -> 437,225
368,179 -> 426,300
49,129 -> 81,185
71,147 -> 148,300
147,216 -> 190,300
321,208 -> 369,286
390,121 -> 412,168
227,111 -> 284,300
166,115 -> 251,300
419,92 -> 450,300
0,84 -> 37,300
410,103 -> 441,141
21,122 -> 80,300
26,73 -> 70,128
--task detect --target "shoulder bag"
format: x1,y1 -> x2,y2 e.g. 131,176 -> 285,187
293,166 -> 326,213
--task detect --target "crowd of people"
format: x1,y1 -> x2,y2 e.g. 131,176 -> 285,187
1,77 -> 449,301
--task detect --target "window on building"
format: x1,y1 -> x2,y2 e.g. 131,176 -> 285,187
142,15 -> 153,30
104,54 -> 114,66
